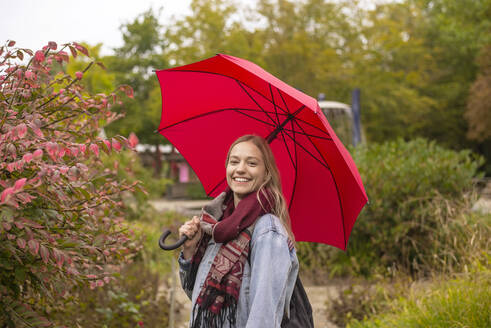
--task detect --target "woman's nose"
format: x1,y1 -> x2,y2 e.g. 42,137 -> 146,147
236,161 -> 246,172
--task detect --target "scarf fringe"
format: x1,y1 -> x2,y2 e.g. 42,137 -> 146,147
191,289 -> 238,328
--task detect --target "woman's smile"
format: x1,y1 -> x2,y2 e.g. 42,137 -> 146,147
226,141 -> 267,206
232,177 -> 251,182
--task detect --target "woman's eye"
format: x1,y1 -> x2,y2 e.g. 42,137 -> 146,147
230,160 -> 239,165
248,162 -> 257,166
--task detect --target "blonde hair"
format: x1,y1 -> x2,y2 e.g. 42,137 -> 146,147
226,135 -> 296,245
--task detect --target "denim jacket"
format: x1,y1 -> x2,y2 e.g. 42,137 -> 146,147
178,213 -> 299,328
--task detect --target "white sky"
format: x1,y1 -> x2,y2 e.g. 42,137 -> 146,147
0,0 -> 195,55
1,0 -> 383,56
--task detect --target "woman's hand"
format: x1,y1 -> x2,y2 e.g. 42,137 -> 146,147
179,216 -> 202,260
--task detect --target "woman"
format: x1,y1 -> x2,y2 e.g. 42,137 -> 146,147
178,135 -> 299,328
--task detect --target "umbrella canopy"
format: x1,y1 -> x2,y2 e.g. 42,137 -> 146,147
156,54 -> 367,250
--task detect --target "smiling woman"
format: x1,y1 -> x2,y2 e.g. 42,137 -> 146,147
226,139 -> 266,205
176,135 -> 304,328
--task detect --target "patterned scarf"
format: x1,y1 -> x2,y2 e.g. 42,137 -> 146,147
185,188 -> 272,328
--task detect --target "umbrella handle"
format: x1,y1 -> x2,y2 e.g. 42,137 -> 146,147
158,229 -> 188,251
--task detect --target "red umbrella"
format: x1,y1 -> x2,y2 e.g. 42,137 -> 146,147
156,54 -> 367,250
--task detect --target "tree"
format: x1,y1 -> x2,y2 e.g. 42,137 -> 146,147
466,45 -> 491,142
104,8 -> 169,176
126,0 -> 491,172
0,41 -> 139,326
410,0 -> 491,149
65,43 -> 116,95
165,0 -> 244,65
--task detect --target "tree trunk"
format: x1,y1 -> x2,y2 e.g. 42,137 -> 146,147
154,143 -> 162,177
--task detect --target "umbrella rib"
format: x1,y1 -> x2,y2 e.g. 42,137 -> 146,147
158,107 -> 279,132
288,118 -> 299,212
279,87 -> 333,139
282,117 -> 299,212
292,118 -> 347,249
278,88 -> 291,115
269,84 -> 281,126
266,105 -> 306,143
236,80 -> 278,127
274,104 -> 305,171
288,115 -> 333,139
275,87 -> 290,115
231,109 -> 277,128
279,129 -> 296,170
281,128 -> 333,141
277,129 -> 297,212
168,70 -> 291,114
281,130 -> 330,170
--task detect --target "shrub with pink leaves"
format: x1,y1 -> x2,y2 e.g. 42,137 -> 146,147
0,40 -> 142,327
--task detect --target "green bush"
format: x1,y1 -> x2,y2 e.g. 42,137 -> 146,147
186,183 -> 210,200
101,150 -> 171,202
298,138 -> 485,277
50,260 -> 171,328
132,210 -> 187,274
326,276 -> 409,327
100,149 -> 172,223
325,211 -> 490,325
347,264 -> 491,328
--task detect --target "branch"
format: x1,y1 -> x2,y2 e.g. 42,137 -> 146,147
36,61 -> 94,110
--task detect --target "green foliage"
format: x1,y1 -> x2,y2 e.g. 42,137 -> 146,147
297,139 -> 485,277
65,43 -> 116,95
186,183 -> 210,200
326,276 -> 411,327
131,207 -> 193,275
347,265 -> 491,328
101,149 -> 171,203
466,44 -> 491,142
159,0 -> 491,170
104,8 -> 168,148
49,261 -> 170,328
348,139 -> 483,274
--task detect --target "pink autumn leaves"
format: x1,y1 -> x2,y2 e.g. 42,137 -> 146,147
0,178 -> 27,206
0,118 -> 138,208
0,40 -> 140,322
41,134 -> 135,161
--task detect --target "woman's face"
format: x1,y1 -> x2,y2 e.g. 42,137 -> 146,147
226,141 -> 267,205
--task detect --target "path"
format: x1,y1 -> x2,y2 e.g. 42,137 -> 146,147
149,199 -> 209,216
168,283 -> 339,328
472,178 -> 491,214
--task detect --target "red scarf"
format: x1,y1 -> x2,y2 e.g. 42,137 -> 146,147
186,188 -> 272,328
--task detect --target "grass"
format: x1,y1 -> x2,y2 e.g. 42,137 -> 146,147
130,208 -> 188,275
347,263 -> 491,328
